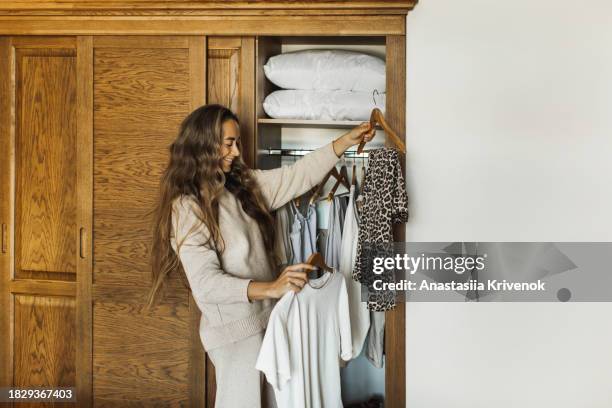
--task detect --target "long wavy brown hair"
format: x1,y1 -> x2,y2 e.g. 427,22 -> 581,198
145,104 -> 275,311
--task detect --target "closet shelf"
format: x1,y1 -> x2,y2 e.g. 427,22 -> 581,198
257,118 -> 382,129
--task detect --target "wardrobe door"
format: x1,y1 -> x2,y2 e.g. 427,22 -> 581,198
0,36 -> 93,406
91,36 -> 205,407
207,37 -> 256,167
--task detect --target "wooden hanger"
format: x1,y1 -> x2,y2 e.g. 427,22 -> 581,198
326,164 -> 350,201
340,165 -> 350,190
295,185 -> 319,209
309,166 -> 343,205
357,108 -> 406,154
306,252 -> 333,273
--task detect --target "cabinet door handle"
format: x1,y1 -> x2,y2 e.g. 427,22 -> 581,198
1,223 -> 6,253
79,227 -> 85,259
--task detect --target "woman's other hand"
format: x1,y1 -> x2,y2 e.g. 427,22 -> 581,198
247,263 -> 315,301
333,122 -> 376,156
267,263 -> 314,298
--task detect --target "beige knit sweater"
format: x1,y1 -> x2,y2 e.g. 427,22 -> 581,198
170,142 -> 340,351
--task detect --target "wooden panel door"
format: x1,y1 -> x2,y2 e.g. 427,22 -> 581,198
0,36 -> 93,406
207,37 -> 256,168
91,36 -> 205,407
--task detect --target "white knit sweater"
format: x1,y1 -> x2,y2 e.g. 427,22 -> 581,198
170,142 -> 340,350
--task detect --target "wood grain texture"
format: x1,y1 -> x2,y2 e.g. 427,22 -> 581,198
188,35 -> 206,408
92,37 -> 199,406
15,270 -> 76,281
239,37 -> 255,168
206,36 -> 256,172
0,36 -> 13,387
93,35 -> 188,48
205,354 -> 215,408
2,38 -> 83,396
92,287 -> 190,406
75,35 -> 93,408
94,49 -> 190,113
207,47 -> 240,113
10,280 -> 76,297
0,9 -> 410,17
0,15 -> 405,36
0,1 -> 418,12
14,47 -> 78,276
385,34 -> 406,408
13,294 -> 76,408
11,36 -> 76,48
208,36 -> 241,49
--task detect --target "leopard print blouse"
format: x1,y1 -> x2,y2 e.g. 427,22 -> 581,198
353,148 -> 409,311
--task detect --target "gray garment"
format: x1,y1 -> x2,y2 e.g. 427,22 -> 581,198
287,200 -> 317,265
324,195 -> 345,270
274,204 -> 293,267
288,201 -> 317,264
207,332 -> 277,408
365,311 -> 385,369
305,204 -> 317,258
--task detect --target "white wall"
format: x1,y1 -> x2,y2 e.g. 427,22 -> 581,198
405,1 -> 612,407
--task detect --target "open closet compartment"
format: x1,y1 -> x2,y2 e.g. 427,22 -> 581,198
255,35 -> 388,170
255,35 -> 392,407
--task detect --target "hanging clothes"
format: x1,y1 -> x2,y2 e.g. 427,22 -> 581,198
274,204 -> 294,267
353,148 -> 409,312
324,194 -> 348,271
364,311 -> 385,369
337,194 -> 348,235
256,271 -> 353,408
288,200 -> 317,264
339,184 -> 370,358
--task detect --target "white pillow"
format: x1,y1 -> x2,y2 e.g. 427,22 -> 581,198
263,50 -> 385,93
263,90 -> 386,121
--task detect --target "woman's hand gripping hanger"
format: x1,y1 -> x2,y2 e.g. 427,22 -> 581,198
356,108 -> 406,155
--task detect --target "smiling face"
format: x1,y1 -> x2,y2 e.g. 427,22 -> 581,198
219,119 -> 240,173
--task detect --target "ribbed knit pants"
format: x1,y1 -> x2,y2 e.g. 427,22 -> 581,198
207,332 -> 277,408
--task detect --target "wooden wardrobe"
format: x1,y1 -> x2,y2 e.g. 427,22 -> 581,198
0,1 -> 417,406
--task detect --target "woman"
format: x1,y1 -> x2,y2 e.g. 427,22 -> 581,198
146,104 -> 375,407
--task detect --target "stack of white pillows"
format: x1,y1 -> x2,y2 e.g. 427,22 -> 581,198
263,50 -> 386,121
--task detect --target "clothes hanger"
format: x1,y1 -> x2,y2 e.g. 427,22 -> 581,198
306,252 -> 333,273
340,164 -> 350,190
326,164 -> 350,201
357,108 -> 406,155
309,169 -> 333,205
309,166 -> 343,205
